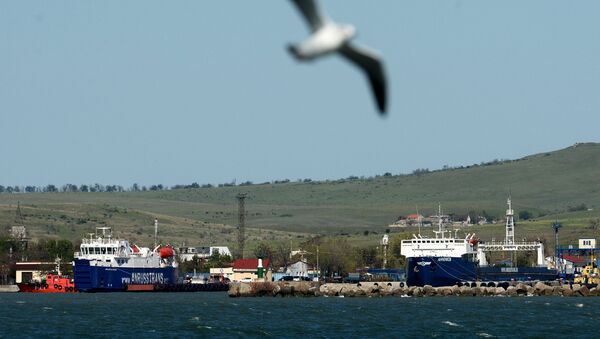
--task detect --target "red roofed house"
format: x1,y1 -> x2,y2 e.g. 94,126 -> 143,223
406,214 -> 420,220
232,259 -> 272,282
561,255 -> 587,266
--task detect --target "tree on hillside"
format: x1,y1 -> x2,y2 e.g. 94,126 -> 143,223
271,243 -> 293,269
44,184 -> 58,192
356,246 -> 381,268
308,238 -> 355,277
205,251 -> 232,269
412,168 -> 430,176
518,210 -> 532,220
62,184 -> 79,192
481,210 -> 496,222
254,242 -> 274,260
178,255 -> 203,273
30,239 -> 75,262
79,185 -> 89,192
386,234 -> 409,268
568,203 -> 587,212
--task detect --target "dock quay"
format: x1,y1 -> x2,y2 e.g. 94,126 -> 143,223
0,285 -> 19,293
228,281 -> 600,297
125,283 -> 229,292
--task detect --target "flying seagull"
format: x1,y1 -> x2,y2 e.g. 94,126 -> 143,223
288,0 -> 388,115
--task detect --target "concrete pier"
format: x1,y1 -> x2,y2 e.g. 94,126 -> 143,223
0,285 -> 19,293
228,281 -> 600,297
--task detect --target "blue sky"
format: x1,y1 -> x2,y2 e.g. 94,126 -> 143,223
1,1 -> 599,187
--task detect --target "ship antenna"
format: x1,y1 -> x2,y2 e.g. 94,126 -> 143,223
438,203 -> 443,238
416,205 -> 421,235
55,257 -> 62,276
154,218 -> 158,249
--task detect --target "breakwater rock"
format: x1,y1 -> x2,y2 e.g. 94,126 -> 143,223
228,281 -> 600,297
228,281 -> 320,297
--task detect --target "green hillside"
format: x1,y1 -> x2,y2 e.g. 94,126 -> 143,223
1,142 -> 600,247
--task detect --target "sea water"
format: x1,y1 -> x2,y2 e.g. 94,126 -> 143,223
1,293 -> 598,338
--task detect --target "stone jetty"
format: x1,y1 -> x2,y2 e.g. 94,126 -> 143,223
228,281 -> 600,297
0,285 -> 19,293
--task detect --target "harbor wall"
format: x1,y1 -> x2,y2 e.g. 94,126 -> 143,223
228,281 -> 600,297
0,285 -> 19,293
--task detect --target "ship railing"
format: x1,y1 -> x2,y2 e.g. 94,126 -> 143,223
81,238 -> 118,245
481,240 -> 542,246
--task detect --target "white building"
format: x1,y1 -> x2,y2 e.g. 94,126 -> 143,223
178,246 -> 232,262
579,239 -> 596,249
209,267 -> 234,281
286,260 -> 309,277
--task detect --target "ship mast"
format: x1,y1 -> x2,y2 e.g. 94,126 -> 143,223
154,218 -> 158,249
433,203 -> 445,239
505,197 -> 515,245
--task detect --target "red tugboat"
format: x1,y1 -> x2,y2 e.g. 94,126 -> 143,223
17,259 -> 77,293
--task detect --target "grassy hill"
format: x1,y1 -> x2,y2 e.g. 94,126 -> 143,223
1,142 -> 600,249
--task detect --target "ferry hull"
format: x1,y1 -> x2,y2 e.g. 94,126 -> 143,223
406,257 -> 558,287
477,266 -> 558,282
74,259 -> 177,292
407,257 -> 477,287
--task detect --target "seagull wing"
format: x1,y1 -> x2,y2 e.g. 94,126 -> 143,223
339,43 -> 388,115
290,0 -> 327,32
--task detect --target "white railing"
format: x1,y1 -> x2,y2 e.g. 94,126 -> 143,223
81,238 -> 119,245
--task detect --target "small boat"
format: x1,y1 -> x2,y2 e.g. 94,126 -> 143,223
18,259 -> 77,293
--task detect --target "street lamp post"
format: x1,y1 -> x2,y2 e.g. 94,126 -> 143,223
552,221 -> 562,274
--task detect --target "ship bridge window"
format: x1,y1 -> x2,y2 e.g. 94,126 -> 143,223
101,247 -> 106,255
94,247 -> 100,255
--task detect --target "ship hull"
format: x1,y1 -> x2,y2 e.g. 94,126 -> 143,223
406,257 -> 558,287
407,257 -> 477,287
477,266 -> 558,282
74,259 -> 177,292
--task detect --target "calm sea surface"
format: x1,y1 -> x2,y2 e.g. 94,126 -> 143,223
1,292 -> 598,338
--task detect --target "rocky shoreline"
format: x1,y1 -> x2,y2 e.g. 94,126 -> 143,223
228,281 -> 600,297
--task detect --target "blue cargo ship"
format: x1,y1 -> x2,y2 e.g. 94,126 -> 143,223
401,200 -> 558,287
73,227 -> 177,292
